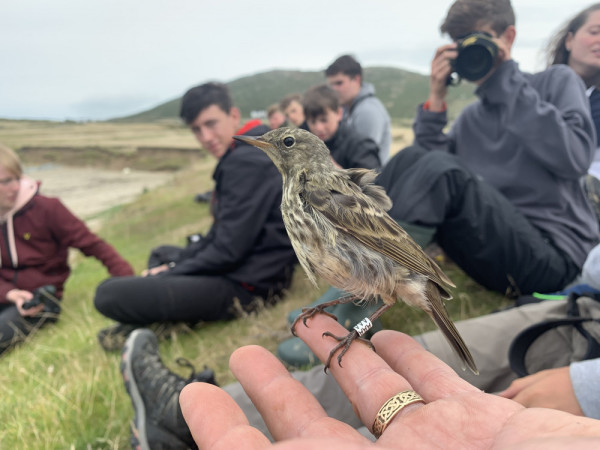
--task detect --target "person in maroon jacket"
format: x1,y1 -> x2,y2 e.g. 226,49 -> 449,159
0,143 -> 134,355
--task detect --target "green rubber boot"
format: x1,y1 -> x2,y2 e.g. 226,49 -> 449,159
280,290 -> 384,368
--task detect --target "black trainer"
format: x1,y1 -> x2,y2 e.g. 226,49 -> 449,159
98,323 -> 138,352
193,190 -> 213,203
99,322 -> 195,352
121,328 -> 217,450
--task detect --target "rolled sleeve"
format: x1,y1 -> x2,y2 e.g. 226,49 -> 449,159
570,358 -> 600,419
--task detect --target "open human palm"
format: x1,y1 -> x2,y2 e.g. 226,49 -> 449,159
180,315 -> 600,449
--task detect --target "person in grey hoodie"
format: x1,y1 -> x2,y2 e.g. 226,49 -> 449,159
377,0 -> 599,296
325,54 -> 392,165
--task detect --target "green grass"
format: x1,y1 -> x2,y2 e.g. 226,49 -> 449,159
0,155 -> 509,449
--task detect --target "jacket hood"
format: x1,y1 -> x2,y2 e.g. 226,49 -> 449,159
353,82 -> 376,105
14,176 -> 38,213
0,176 -> 38,222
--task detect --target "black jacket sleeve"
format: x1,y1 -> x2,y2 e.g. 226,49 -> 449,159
167,146 -> 282,276
348,135 -> 381,170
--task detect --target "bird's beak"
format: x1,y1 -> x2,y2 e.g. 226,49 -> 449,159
233,135 -> 275,151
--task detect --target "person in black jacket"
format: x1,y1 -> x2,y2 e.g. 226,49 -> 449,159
303,84 -> 381,170
94,82 -> 297,350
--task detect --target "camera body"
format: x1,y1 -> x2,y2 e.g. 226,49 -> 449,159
22,285 -> 60,313
447,32 -> 498,85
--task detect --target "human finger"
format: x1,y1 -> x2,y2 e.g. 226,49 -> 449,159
19,303 -> 44,317
294,314 -> 424,435
372,330 -> 478,402
180,382 -> 270,450
497,375 -> 534,399
433,43 -> 457,60
229,345 -> 365,443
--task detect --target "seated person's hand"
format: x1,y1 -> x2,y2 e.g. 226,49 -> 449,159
141,264 -> 170,277
6,289 -> 41,317
428,43 -> 457,108
498,366 -> 584,416
179,315 -> 600,448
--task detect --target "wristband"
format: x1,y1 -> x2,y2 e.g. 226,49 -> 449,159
423,100 -> 447,111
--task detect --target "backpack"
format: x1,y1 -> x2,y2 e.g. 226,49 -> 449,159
509,292 -> 600,376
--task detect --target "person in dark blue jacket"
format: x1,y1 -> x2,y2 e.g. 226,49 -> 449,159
302,84 -> 380,171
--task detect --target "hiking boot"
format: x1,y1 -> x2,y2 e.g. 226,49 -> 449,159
121,328 -> 217,450
98,322 -> 195,352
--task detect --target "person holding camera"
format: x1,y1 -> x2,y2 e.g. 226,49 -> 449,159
0,143 -> 134,355
377,0 -> 598,297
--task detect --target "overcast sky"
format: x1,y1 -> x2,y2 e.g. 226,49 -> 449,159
0,0 -> 594,121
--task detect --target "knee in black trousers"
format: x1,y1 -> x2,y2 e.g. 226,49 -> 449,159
376,145 -> 576,294
377,145 -> 475,226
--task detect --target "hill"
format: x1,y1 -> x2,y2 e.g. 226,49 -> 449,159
111,67 -> 476,123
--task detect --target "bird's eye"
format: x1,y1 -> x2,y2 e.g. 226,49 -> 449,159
283,136 -> 295,147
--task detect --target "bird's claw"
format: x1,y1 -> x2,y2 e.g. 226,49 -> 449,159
321,330 -> 376,372
290,306 -> 339,336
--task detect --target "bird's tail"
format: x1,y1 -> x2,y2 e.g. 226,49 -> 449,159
425,282 -> 479,375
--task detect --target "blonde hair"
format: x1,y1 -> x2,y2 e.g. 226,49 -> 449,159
0,144 -> 23,178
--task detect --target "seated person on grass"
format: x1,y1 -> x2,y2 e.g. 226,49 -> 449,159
325,54 -> 392,165
0,143 -> 134,355
546,3 -> 600,228
93,82 -> 297,351
302,84 -> 381,170
379,0 -> 598,297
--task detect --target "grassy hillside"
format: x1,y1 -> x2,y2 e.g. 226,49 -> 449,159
112,67 -> 476,123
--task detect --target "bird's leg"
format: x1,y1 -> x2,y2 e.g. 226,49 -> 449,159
322,303 -> 393,371
290,294 -> 357,336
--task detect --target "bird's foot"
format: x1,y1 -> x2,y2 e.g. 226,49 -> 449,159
322,329 -> 375,372
290,306 -> 338,336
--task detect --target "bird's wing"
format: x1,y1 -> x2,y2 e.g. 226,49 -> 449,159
345,168 -> 392,211
304,176 -> 455,290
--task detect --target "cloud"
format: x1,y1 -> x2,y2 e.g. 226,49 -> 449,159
0,0 -> 594,121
